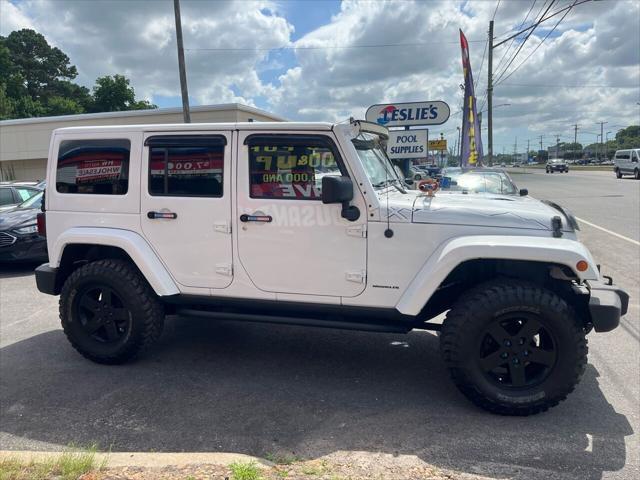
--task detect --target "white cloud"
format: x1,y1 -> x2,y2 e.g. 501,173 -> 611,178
1,0 -> 638,150
0,0 -> 34,33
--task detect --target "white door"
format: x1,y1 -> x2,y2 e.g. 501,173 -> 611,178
236,131 -> 367,297
140,132 -> 233,289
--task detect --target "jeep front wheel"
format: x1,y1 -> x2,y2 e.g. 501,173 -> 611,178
440,280 -> 587,415
59,259 -> 164,364
615,169 -> 622,179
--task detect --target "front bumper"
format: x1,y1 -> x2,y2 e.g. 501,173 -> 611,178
35,263 -> 59,295
585,279 -> 629,332
0,232 -> 48,263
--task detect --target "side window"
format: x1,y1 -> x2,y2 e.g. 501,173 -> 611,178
148,138 -> 224,197
0,188 -> 14,205
56,139 -> 130,194
247,137 -> 342,200
15,187 -> 37,202
632,151 -> 638,162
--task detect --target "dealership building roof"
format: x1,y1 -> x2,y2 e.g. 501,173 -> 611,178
0,103 -> 285,181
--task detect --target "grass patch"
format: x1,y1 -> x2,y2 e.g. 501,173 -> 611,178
0,446 -> 104,480
229,460 -> 262,480
300,459 -> 331,476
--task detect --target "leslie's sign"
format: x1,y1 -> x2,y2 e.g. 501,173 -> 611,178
366,101 -> 450,127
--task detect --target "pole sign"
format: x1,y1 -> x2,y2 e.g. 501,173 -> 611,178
429,139 -> 447,151
366,101 -> 450,127
387,130 -> 428,159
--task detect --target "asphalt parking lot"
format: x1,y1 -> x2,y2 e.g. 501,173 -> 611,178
1,170 -> 638,479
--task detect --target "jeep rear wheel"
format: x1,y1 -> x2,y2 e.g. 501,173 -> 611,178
440,280 -> 587,415
60,259 -> 164,364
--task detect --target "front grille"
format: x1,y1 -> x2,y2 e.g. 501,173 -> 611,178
0,232 -> 17,247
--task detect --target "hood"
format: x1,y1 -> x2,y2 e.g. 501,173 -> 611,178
412,192 -> 566,231
0,207 -> 38,231
377,188 -> 568,231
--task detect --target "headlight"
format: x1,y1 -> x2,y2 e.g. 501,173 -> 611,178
14,224 -> 38,234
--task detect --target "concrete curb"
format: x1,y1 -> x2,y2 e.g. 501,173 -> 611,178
0,450 -> 274,469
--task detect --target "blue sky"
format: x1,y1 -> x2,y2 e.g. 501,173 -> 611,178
154,0 -> 342,110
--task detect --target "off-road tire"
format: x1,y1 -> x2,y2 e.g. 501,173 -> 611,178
60,259 -> 164,364
440,280 -> 587,416
615,169 -> 622,179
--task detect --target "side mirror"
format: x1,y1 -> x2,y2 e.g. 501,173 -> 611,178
322,175 -> 360,221
322,175 -> 353,204
519,188 -> 528,196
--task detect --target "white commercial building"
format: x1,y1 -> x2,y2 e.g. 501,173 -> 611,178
0,103 -> 285,181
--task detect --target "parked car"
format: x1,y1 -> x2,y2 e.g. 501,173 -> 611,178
439,167 -> 526,196
0,182 -> 42,209
413,164 -> 441,178
546,158 -> 568,173
613,149 -> 640,179
0,191 -> 48,262
35,119 -> 627,416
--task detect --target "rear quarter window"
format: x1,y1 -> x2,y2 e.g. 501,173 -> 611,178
56,139 -> 131,194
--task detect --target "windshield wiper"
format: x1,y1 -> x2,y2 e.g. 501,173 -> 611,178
373,177 -> 406,194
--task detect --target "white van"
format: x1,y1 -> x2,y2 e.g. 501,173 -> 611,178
613,148 -> 640,179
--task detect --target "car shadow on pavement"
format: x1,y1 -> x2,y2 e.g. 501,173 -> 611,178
0,316 -> 633,480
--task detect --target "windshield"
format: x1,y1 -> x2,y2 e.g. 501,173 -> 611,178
442,169 -> 517,195
18,191 -> 43,209
351,132 -> 404,191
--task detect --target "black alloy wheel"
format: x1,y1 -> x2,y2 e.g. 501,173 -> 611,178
478,313 -> 556,389
74,285 -> 132,344
60,259 -> 164,364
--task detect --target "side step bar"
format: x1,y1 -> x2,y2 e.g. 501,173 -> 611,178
176,308 -> 415,334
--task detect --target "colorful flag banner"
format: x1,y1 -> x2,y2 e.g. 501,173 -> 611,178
459,29 -> 484,166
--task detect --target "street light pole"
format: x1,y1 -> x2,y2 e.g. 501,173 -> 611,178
457,126 -> 462,167
174,0 -> 191,123
597,121 -> 608,160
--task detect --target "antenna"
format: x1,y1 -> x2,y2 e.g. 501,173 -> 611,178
384,160 -> 393,238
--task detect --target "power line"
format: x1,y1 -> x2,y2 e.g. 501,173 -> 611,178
475,0 -> 501,92
499,83 -> 637,88
185,39 -> 484,53
496,0 -> 580,85
494,0 -> 557,85
493,0 -> 547,82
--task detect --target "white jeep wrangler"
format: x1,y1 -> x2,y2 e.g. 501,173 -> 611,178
35,120 -> 628,416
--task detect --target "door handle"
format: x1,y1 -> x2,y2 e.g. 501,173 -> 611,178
240,214 -> 272,223
147,211 -> 177,219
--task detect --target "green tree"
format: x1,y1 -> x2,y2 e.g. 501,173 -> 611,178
1,28 -> 156,119
1,29 -> 78,101
89,74 -> 156,113
615,126 -> 640,149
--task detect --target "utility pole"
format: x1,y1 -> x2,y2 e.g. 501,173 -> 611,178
174,0 -> 191,123
486,1 -> 592,167
457,126 -> 462,167
487,20 -> 494,166
514,137 -> 518,163
597,121 -> 608,160
572,124 -> 578,160
526,138 -> 530,162
555,134 -> 561,159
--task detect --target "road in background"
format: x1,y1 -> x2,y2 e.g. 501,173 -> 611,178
1,170 -> 638,479
511,168 -> 640,241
